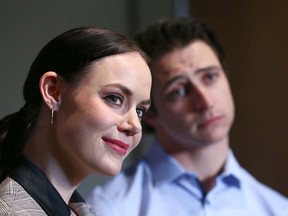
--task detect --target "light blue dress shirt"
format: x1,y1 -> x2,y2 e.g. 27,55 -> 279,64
86,140 -> 288,216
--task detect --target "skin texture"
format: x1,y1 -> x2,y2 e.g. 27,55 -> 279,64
147,40 -> 235,189
24,51 -> 152,203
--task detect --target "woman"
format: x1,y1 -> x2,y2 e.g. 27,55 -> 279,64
0,26 -> 152,215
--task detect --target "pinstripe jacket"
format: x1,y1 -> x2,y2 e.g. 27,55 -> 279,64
0,157 -> 98,216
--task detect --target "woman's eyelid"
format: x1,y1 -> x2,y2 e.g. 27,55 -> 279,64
137,103 -> 148,112
137,100 -> 151,116
104,93 -> 124,106
105,90 -> 150,114
136,107 -> 147,118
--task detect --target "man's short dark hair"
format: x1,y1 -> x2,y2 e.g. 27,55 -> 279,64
135,17 -> 225,66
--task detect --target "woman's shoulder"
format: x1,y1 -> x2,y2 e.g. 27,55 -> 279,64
0,177 -> 26,201
0,177 -> 46,215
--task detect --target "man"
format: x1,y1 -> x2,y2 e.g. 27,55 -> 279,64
86,17 -> 288,216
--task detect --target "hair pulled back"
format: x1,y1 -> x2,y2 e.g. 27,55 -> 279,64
0,26 -> 146,181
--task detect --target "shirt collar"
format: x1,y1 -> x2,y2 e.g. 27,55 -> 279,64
218,150 -> 244,188
145,140 -> 187,185
9,156 -> 86,216
145,139 -> 243,189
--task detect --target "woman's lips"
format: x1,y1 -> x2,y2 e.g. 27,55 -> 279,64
102,137 -> 129,155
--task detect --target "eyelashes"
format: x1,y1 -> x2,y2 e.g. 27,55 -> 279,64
104,94 -> 123,106
104,94 -> 149,119
136,107 -> 148,119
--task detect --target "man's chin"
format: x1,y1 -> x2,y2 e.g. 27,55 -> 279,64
193,134 -> 229,146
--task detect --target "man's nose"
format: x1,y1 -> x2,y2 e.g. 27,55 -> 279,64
191,86 -> 214,113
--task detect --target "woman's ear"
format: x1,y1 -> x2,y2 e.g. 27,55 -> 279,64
39,71 -> 61,110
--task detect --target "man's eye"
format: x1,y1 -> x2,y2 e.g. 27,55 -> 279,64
105,95 -> 123,106
170,87 -> 186,97
165,86 -> 187,101
175,88 -> 185,96
204,73 -> 219,83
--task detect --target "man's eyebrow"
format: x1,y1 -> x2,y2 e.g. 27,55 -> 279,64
162,66 -> 222,90
163,75 -> 187,90
195,66 -> 222,74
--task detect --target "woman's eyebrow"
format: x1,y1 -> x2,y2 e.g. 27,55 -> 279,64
140,99 -> 151,106
104,83 -> 151,105
104,83 -> 133,95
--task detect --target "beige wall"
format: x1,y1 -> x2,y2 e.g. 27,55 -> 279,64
190,0 -> 288,196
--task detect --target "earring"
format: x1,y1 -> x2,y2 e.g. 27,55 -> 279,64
50,108 -> 54,124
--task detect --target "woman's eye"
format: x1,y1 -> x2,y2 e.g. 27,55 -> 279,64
136,107 -> 147,119
105,94 -> 123,106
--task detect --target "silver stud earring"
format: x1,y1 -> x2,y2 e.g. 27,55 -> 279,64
50,108 -> 54,125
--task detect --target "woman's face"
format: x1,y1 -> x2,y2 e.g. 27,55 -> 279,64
54,52 -> 151,177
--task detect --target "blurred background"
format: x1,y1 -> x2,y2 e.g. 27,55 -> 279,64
0,0 -> 287,198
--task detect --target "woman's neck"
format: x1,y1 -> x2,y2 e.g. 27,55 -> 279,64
23,129 -> 79,204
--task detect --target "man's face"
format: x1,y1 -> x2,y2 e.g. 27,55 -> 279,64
148,40 -> 235,150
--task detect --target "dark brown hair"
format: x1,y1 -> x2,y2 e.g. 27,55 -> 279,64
135,17 -> 225,66
0,26 -> 147,181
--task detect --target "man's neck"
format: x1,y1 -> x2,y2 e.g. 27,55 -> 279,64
159,136 -> 229,192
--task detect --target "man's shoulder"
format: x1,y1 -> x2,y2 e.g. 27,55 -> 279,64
239,168 -> 288,209
228,152 -> 288,205
249,178 -> 288,203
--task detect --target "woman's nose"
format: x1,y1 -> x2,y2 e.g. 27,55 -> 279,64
117,109 -> 142,136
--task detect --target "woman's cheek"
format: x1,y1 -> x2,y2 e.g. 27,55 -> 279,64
133,133 -> 142,149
